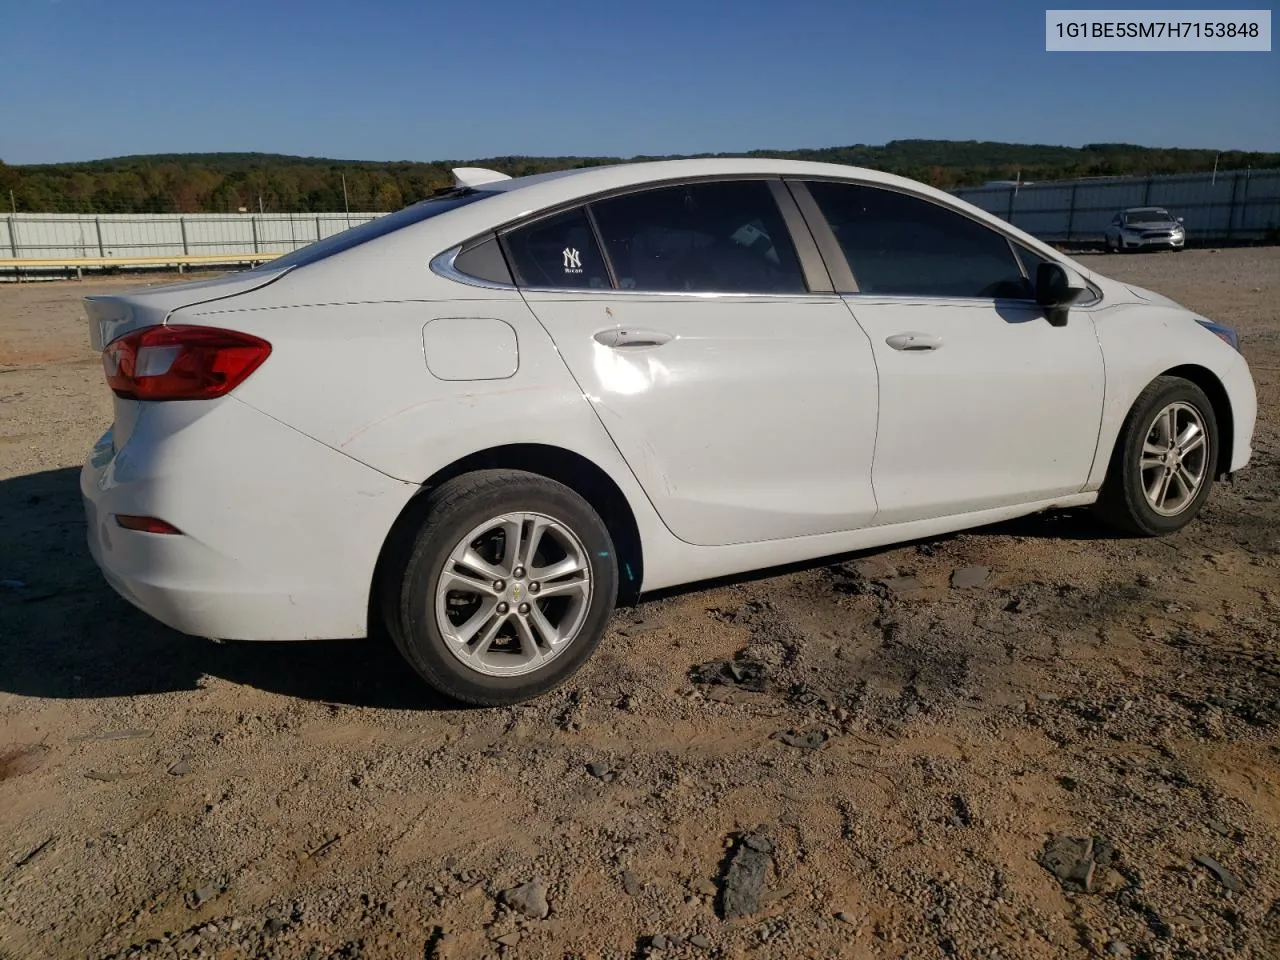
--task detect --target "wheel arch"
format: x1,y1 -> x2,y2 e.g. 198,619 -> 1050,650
369,444 -> 645,639
1159,364 -> 1234,479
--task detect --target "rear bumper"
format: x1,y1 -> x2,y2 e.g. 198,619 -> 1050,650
81,397 -> 418,641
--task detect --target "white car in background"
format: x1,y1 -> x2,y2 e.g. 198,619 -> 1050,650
1105,206 -> 1187,252
80,159 -> 1257,705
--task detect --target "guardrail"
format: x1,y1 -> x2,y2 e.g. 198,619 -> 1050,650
0,252 -> 283,279
0,212 -> 380,280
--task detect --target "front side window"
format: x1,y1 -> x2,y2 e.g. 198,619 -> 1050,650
805,181 -> 1031,299
503,207 -> 610,289
588,180 -> 808,294
1015,244 -> 1051,280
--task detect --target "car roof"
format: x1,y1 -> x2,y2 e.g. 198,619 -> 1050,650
442,157 -> 975,234
1124,206 -> 1168,213
471,157 -> 973,201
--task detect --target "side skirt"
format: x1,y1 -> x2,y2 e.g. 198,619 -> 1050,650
638,493 -> 1099,593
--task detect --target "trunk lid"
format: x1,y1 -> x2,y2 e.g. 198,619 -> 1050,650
84,266 -> 289,450
83,266 -> 289,350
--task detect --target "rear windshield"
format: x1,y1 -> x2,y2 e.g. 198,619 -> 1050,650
255,190 -> 494,271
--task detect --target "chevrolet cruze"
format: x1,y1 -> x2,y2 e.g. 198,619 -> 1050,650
80,159 -> 1257,704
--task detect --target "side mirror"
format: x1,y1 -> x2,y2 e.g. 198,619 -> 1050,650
1036,262 -> 1089,327
1176,216 -> 1185,223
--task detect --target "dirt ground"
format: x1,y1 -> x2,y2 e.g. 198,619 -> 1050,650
1,249 -> 1278,960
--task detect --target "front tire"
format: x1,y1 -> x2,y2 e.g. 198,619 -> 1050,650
1094,377 -> 1219,536
392,470 -> 619,705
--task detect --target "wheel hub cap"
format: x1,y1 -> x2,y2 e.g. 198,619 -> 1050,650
1139,401 -> 1209,517
433,512 -> 592,678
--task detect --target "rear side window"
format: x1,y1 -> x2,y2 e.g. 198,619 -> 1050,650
805,181 -> 1031,299
503,208 -> 610,289
589,180 -> 808,294
452,235 -> 513,285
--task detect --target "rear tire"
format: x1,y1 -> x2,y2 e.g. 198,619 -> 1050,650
390,470 -> 619,706
1093,377 -> 1219,536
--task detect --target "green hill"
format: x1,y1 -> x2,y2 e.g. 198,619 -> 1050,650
2,140 -> 1276,214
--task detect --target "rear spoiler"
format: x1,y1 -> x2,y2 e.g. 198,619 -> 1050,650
451,167 -> 512,188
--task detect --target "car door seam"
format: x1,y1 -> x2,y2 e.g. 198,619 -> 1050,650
513,290 -> 692,546
1081,314 -> 1110,493
839,296 -> 883,521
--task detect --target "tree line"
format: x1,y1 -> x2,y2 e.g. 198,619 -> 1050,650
2,140 -> 1277,214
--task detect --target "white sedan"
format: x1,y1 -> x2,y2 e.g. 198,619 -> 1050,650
80,159 -> 1258,705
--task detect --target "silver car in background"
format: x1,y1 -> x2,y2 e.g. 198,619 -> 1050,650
1105,207 -> 1186,252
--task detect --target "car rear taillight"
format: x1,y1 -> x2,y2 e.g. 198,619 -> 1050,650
115,515 -> 183,535
102,325 -> 271,401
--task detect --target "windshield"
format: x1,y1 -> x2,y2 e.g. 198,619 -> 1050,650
253,190 -> 495,271
1126,208 -> 1172,224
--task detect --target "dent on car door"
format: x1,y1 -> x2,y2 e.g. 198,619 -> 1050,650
792,179 -> 1106,524
504,179 -> 881,548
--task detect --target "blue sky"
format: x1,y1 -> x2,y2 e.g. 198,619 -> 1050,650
2,0 -> 1276,164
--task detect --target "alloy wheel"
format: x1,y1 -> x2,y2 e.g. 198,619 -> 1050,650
1140,401 -> 1209,516
433,512 -> 592,677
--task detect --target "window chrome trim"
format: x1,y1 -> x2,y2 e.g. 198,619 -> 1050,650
787,173 -> 1058,253
434,174 -> 843,299
519,287 -> 843,301
839,292 -> 1041,305
429,170 -> 1104,307
429,244 -> 518,291
838,289 -> 1105,311
431,243 -> 832,300
786,176 -> 1106,309
579,178 -> 816,298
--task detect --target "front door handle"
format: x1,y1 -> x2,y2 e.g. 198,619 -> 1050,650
594,328 -> 674,348
885,332 -> 942,352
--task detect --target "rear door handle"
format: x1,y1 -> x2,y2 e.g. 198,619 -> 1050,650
885,332 -> 942,352
594,328 -> 674,348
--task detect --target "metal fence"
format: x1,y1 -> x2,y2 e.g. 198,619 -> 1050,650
0,211 -> 383,262
3,169 -> 1278,271
953,168 -> 1280,244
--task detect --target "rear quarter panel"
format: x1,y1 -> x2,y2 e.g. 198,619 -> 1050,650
179,290 -> 632,482
156,219 -> 689,593
170,276 -> 677,566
